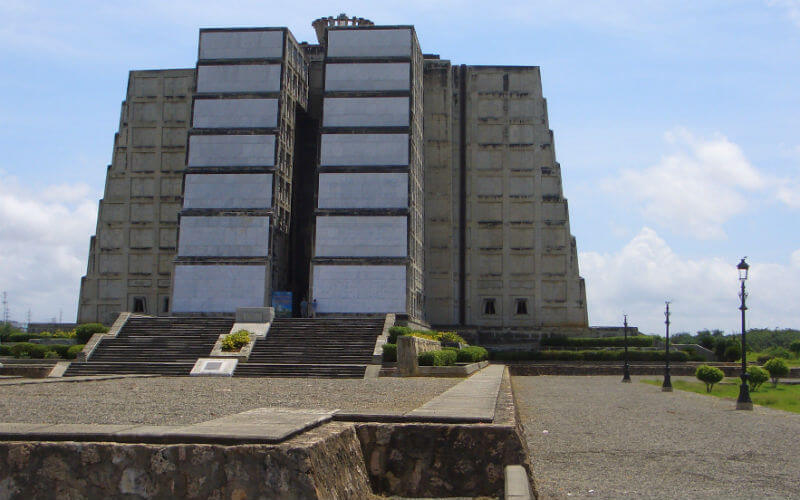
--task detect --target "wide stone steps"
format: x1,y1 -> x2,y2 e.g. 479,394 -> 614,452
234,363 -> 367,378
64,362 -> 195,376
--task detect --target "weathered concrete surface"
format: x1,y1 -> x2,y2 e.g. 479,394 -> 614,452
407,363 -> 504,421
397,335 -> 440,376
0,421 -> 375,499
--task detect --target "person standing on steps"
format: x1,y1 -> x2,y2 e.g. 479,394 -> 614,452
310,299 -> 317,318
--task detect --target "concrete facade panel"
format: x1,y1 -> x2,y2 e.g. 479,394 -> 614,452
192,99 -> 278,128
325,63 -> 410,91
196,65 -> 281,93
183,173 -> 273,209
177,216 -> 270,257
320,134 -> 408,166
312,265 -> 406,313
188,135 -> 275,167
172,264 -> 266,313
327,29 -> 411,58
199,30 -> 283,60
315,216 -> 407,257
323,97 -> 409,127
317,173 -> 407,209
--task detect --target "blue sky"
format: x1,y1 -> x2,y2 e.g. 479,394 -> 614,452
0,0 -> 798,333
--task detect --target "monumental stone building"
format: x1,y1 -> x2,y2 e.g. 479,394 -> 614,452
78,14 -> 588,333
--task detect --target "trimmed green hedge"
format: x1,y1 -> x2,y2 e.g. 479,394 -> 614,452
0,342 -> 85,359
382,343 -> 397,362
418,349 -> 458,366
75,323 -> 108,344
541,335 -> 655,348
490,349 -> 689,362
457,346 -> 489,363
221,330 -> 251,351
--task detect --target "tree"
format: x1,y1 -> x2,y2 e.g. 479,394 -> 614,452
789,340 -> 800,356
723,343 -> 742,362
746,366 -> 769,392
763,358 -> 789,387
695,365 -> 724,392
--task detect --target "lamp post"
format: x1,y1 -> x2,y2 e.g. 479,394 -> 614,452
736,257 -> 753,410
622,314 -> 631,383
662,302 -> 672,392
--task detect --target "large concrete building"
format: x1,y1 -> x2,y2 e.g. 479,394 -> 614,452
78,14 -> 588,333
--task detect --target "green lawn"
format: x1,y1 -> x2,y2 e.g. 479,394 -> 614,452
642,378 -> 800,414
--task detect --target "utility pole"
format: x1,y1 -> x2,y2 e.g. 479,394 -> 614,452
2,291 -> 8,325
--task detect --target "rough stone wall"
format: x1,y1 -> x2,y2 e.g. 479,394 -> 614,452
78,69 -> 194,324
422,62 -> 588,331
0,423 -> 375,500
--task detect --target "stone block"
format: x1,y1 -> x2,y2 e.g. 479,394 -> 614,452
199,30 -> 283,59
196,64 -> 281,93
177,216 -> 270,257
312,265 -> 406,313
190,358 -> 238,376
318,173 -> 407,209
325,62 -> 410,91
327,28 -> 412,58
171,264 -> 266,313
183,173 -> 272,209
188,134 -> 275,167
320,133 -> 408,166
323,97 -> 409,127
314,216 -> 406,257
193,98 -> 278,129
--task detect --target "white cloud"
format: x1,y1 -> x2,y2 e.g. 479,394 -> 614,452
776,179 -> 800,208
580,227 -> 800,334
606,128 -> 765,239
767,0 -> 800,27
0,175 -> 97,323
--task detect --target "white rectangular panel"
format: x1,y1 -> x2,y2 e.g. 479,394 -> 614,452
327,29 -> 412,58
312,265 -> 406,313
323,97 -> 409,127
188,134 -> 275,167
314,216 -> 407,257
177,216 -> 270,257
193,99 -> 278,128
325,63 -> 410,91
183,174 -> 272,209
199,30 -> 283,59
320,133 -> 408,166
172,265 -> 266,313
196,65 -> 281,93
317,173 -> 407,209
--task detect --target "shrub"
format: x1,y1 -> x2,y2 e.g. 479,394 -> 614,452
44,350 -> 60,359
763,358 -> 790,387
747,366 -> 769,392
388,326 -> 414,344
10,343 -> 49,359
695,365 -> 724,392
49,345 -> 71,358
66,345 -> 84,359
418,349 -> 457,366
75,323 -> 108,344
789,341 -> 800,356
540,335 -> 655,348
0,344 -> 11,356
382,343 -> 397,362
221,330 -> 251,351
723,343 -> 742,362
766,346 -> 792,359
757,354 -> 774,365
488,349 -> 688,362
457,346 -> 489,363
53,329 -> 76,339
441,331 -> 467,345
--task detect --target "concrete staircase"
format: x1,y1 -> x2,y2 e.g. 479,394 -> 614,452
235,317 -> 384,378
64,317 -> 233,376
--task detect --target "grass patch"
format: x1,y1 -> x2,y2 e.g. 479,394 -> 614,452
641,378 -> 800,414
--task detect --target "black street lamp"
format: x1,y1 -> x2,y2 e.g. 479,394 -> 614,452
622,314 -> 631,383
662,301 -> 672,392
736,257 -> 753,411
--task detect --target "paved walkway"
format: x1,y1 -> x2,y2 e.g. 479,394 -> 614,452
512,376 -> 800,499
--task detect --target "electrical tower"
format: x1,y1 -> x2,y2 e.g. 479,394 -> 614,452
2,291 -> 8,325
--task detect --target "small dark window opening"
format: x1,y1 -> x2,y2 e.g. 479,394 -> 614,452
483,298 -> 497,315
161,297 -> 170,314
515,299 -> 528,315
133,297 -> 146,313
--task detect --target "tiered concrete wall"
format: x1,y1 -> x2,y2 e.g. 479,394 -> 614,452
78,69 -> 194,324
422,61 -> 588,329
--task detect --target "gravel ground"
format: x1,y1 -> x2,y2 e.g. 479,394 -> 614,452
0,376 -> 460,425
513,375 -> 800,500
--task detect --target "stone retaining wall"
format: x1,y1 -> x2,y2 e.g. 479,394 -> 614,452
0,422 -> 375,499
397,335 -> 441,376
507,362 -> 800,378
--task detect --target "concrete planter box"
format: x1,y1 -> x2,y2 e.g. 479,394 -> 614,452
209,332 -> 258,361
416,360 -> 489,377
